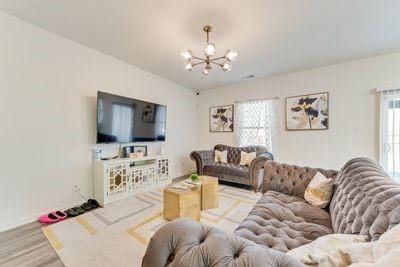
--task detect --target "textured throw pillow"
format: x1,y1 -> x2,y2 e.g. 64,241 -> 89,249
239,151 -> 256,166
287,234 -> 369,267
304,171 -> 334,208
214,150 -> 227,163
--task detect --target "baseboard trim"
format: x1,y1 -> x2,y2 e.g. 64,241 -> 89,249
0,202 -> 77,232
0,174 -> 193,232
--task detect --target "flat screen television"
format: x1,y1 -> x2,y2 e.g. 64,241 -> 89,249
96,91 -> 167,143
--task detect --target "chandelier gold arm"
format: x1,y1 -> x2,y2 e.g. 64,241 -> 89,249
210,61 -> 223,67
192,62 -> 206,67
209,56 -> 226,62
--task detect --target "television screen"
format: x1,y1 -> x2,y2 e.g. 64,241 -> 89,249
97,91 -> 166,143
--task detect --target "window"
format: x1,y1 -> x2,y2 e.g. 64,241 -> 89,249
380,89 -> 400,182
235,99 -> 275,152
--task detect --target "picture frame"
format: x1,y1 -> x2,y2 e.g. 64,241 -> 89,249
133,145 -> 147,156
141,104 -> 155,123
209,105 -> 234,132
285,92 -> 329,131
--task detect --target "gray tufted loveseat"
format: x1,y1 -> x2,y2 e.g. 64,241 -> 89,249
190,144 -> 273,192
142,157 -> 400,266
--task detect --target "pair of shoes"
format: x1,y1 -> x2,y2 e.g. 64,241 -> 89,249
65,199 -> 100,217
38,211 -> 67,223
81,199 -> 99,211
65,206 -> 85,217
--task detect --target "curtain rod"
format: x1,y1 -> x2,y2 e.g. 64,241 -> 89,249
234,96 -> 279,103
375,88 -> 400,92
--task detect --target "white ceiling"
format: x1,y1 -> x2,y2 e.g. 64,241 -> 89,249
1,0 -> 400,91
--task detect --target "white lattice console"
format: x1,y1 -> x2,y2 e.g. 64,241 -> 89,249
93,155 -> 171,206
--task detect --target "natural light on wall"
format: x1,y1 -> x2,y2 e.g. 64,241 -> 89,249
235,99 -> 276,153
380,89 -> 400,182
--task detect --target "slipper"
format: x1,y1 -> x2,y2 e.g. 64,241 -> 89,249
38,213 -> 60,223
81,202 -> 92,211
66,208 -> 79,217
52,210 -> 67,220
88,199 -> 99,209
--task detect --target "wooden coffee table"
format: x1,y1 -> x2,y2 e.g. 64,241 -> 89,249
200,176 -> 219,210
163,175 -> 219,221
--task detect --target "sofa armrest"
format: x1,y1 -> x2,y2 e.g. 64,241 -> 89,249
262,161 -> 338,198
142,217 -> 303,267
190,150 -> 214,175
249,152 -> 274,192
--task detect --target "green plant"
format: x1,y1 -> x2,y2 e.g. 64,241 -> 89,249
189,173 -> 199,182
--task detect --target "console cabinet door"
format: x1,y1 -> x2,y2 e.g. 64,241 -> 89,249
157,157 -> 170,182
106,164 -> 130,201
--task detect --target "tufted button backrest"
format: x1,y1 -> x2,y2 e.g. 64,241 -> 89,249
329,157 -> 400,240
142,217 -> 302,267
262,161 -> 338,198
214,144 -> 268,164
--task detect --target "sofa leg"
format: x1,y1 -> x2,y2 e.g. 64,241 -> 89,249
253,187 -> 258,193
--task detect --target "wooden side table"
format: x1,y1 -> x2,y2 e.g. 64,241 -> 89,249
200,176 -> 219,210
163,185 -> 201,221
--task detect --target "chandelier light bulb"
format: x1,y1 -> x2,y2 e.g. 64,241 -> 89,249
225,49 -> 238,62
180,49 -> 193,60
202,65 -> 211,75
222,61 -> 232,72
183,61 -> 193,71
204,43 -> 216,56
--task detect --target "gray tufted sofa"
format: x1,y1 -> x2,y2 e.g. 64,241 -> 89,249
190,144 -> 273,192
143,157 -> 400,266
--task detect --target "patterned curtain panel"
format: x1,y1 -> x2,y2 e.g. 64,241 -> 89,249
235,99 -> 275,152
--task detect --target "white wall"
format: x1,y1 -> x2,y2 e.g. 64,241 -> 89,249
198,53 -> 400,170
0,12 -> 197,230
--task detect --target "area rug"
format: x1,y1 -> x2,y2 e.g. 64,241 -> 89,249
42,184 -> 261,267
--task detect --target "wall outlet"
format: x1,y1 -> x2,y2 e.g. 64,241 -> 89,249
72,184 -> 80,192
354,127 -> 366,134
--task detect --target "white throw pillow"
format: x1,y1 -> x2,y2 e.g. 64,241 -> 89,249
239,151 -> 256,166
214,150 -> 227,163
304,171 -> 334,208
339,223 -> 400,266
287,234 -> 368,267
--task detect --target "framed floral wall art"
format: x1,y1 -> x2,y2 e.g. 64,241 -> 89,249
209,105 -> 234,132
285,92 -> 329,130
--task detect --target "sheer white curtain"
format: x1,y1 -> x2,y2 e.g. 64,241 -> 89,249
235,99 -> 276,152
380,89 -> 400,182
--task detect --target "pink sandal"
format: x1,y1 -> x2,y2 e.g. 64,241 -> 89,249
38,213 -> 59,223
53,211 -> 67,220
38,210 -> 67,223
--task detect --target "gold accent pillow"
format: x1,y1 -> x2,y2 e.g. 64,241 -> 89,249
304,171 -> 334,208
214,150 -> 227,163
239,151 -> 256,166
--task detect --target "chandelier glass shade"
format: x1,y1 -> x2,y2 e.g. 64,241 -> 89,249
181,25 -> 237,75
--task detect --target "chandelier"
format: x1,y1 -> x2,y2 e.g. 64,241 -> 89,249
180,25 -> 237,75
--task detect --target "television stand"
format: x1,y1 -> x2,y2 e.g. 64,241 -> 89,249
93,155 -> 171,206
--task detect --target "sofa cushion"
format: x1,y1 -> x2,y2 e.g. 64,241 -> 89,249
330,158 -> 400,241
214,144 -> 263,164
203,162 -> 249,177
234,191 -> 333,252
